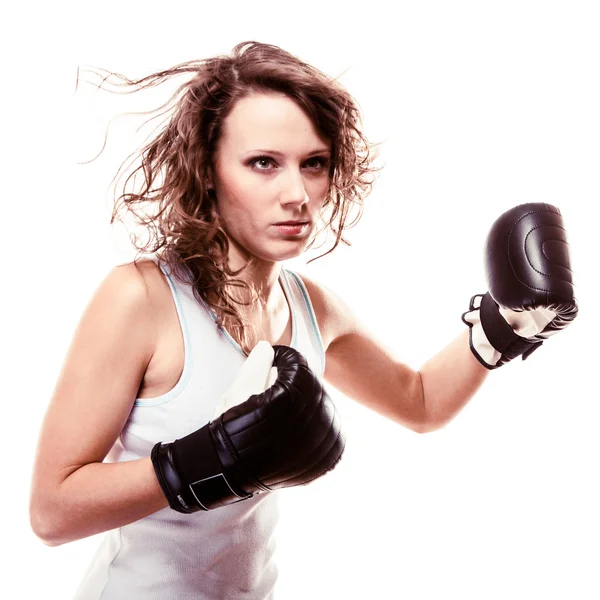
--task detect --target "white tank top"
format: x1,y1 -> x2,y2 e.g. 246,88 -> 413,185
73,259 -> 326,600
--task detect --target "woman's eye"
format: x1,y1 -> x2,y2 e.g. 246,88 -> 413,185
250,156 -> 276,171
305,156 -> 330,170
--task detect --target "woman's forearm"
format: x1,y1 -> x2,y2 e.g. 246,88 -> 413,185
418,330 -> 490,432
30,457 -> 169,546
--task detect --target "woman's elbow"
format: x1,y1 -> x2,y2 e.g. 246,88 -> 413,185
409,413 -> 449,434
30,515 -> 61,547
29,496 -> 69,547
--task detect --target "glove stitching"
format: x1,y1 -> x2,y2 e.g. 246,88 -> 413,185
506,213 -> 569,293
524,226 -> 570,279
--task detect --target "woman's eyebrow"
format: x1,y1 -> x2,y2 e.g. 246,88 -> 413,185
243,148 -> 331,157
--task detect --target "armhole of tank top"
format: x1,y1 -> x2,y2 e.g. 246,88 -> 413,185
133,260 -> 193,407
283,269 -> 326,378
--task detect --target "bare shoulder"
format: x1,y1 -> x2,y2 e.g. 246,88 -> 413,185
127,257 -> 165,280
105,258 -> 155,294
112,257 -> 172,310
119,258 -> 165,296
74,260 -> 159,362
290,270 -> 359,351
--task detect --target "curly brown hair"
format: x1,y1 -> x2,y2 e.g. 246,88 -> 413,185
78,41 -> 380,353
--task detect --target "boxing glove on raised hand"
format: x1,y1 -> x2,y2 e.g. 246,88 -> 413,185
462,203 -> 578,369
151,344 -> 345,513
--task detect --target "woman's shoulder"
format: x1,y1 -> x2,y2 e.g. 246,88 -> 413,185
113,257 -> 162,280
286,269 -> 358,351
112,257 -> 174,289
112,258 -> 176,314
98,259 -> 154,301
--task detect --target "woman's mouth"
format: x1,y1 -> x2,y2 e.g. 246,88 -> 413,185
273,221 -> 310,236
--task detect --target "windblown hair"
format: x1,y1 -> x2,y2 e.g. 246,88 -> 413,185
79,41 -> 380,353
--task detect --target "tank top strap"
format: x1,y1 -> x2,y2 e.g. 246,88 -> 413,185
280,268 -> 326,378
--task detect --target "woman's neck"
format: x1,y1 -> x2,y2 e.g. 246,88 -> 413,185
226,246 -> 283,313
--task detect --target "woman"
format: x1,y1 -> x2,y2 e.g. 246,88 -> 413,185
29,41 -> 576,599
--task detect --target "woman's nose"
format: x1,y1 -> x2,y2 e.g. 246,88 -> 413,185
279,168 -> 309,207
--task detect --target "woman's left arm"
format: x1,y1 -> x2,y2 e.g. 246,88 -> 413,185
309,279 -> 488,433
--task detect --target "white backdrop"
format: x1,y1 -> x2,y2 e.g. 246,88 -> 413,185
4,1 -> 599,598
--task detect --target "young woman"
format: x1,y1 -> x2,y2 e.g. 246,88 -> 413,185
29,41 -> 577,599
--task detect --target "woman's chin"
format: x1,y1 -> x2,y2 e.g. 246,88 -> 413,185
257,241 -> 309,263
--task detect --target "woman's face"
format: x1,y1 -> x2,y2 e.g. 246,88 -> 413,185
210,92 -> 331,264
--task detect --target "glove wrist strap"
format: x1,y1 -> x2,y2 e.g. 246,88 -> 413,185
151,442 -> 200,514
151,423 -> 257,513
462,292 -> 544,369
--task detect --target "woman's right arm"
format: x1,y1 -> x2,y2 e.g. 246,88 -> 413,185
29,261 -> 169,547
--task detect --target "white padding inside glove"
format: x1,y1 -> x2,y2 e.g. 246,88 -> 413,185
498,307 -> 557,338
464,307 -> 502,367
213,340 -> 278,419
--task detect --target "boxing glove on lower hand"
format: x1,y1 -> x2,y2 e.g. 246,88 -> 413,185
462,203 -> 578,369
151,345 -> 345,513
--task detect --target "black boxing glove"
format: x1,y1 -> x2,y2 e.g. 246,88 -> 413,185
151,344 -> 345,513
462,203 -> 578,369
